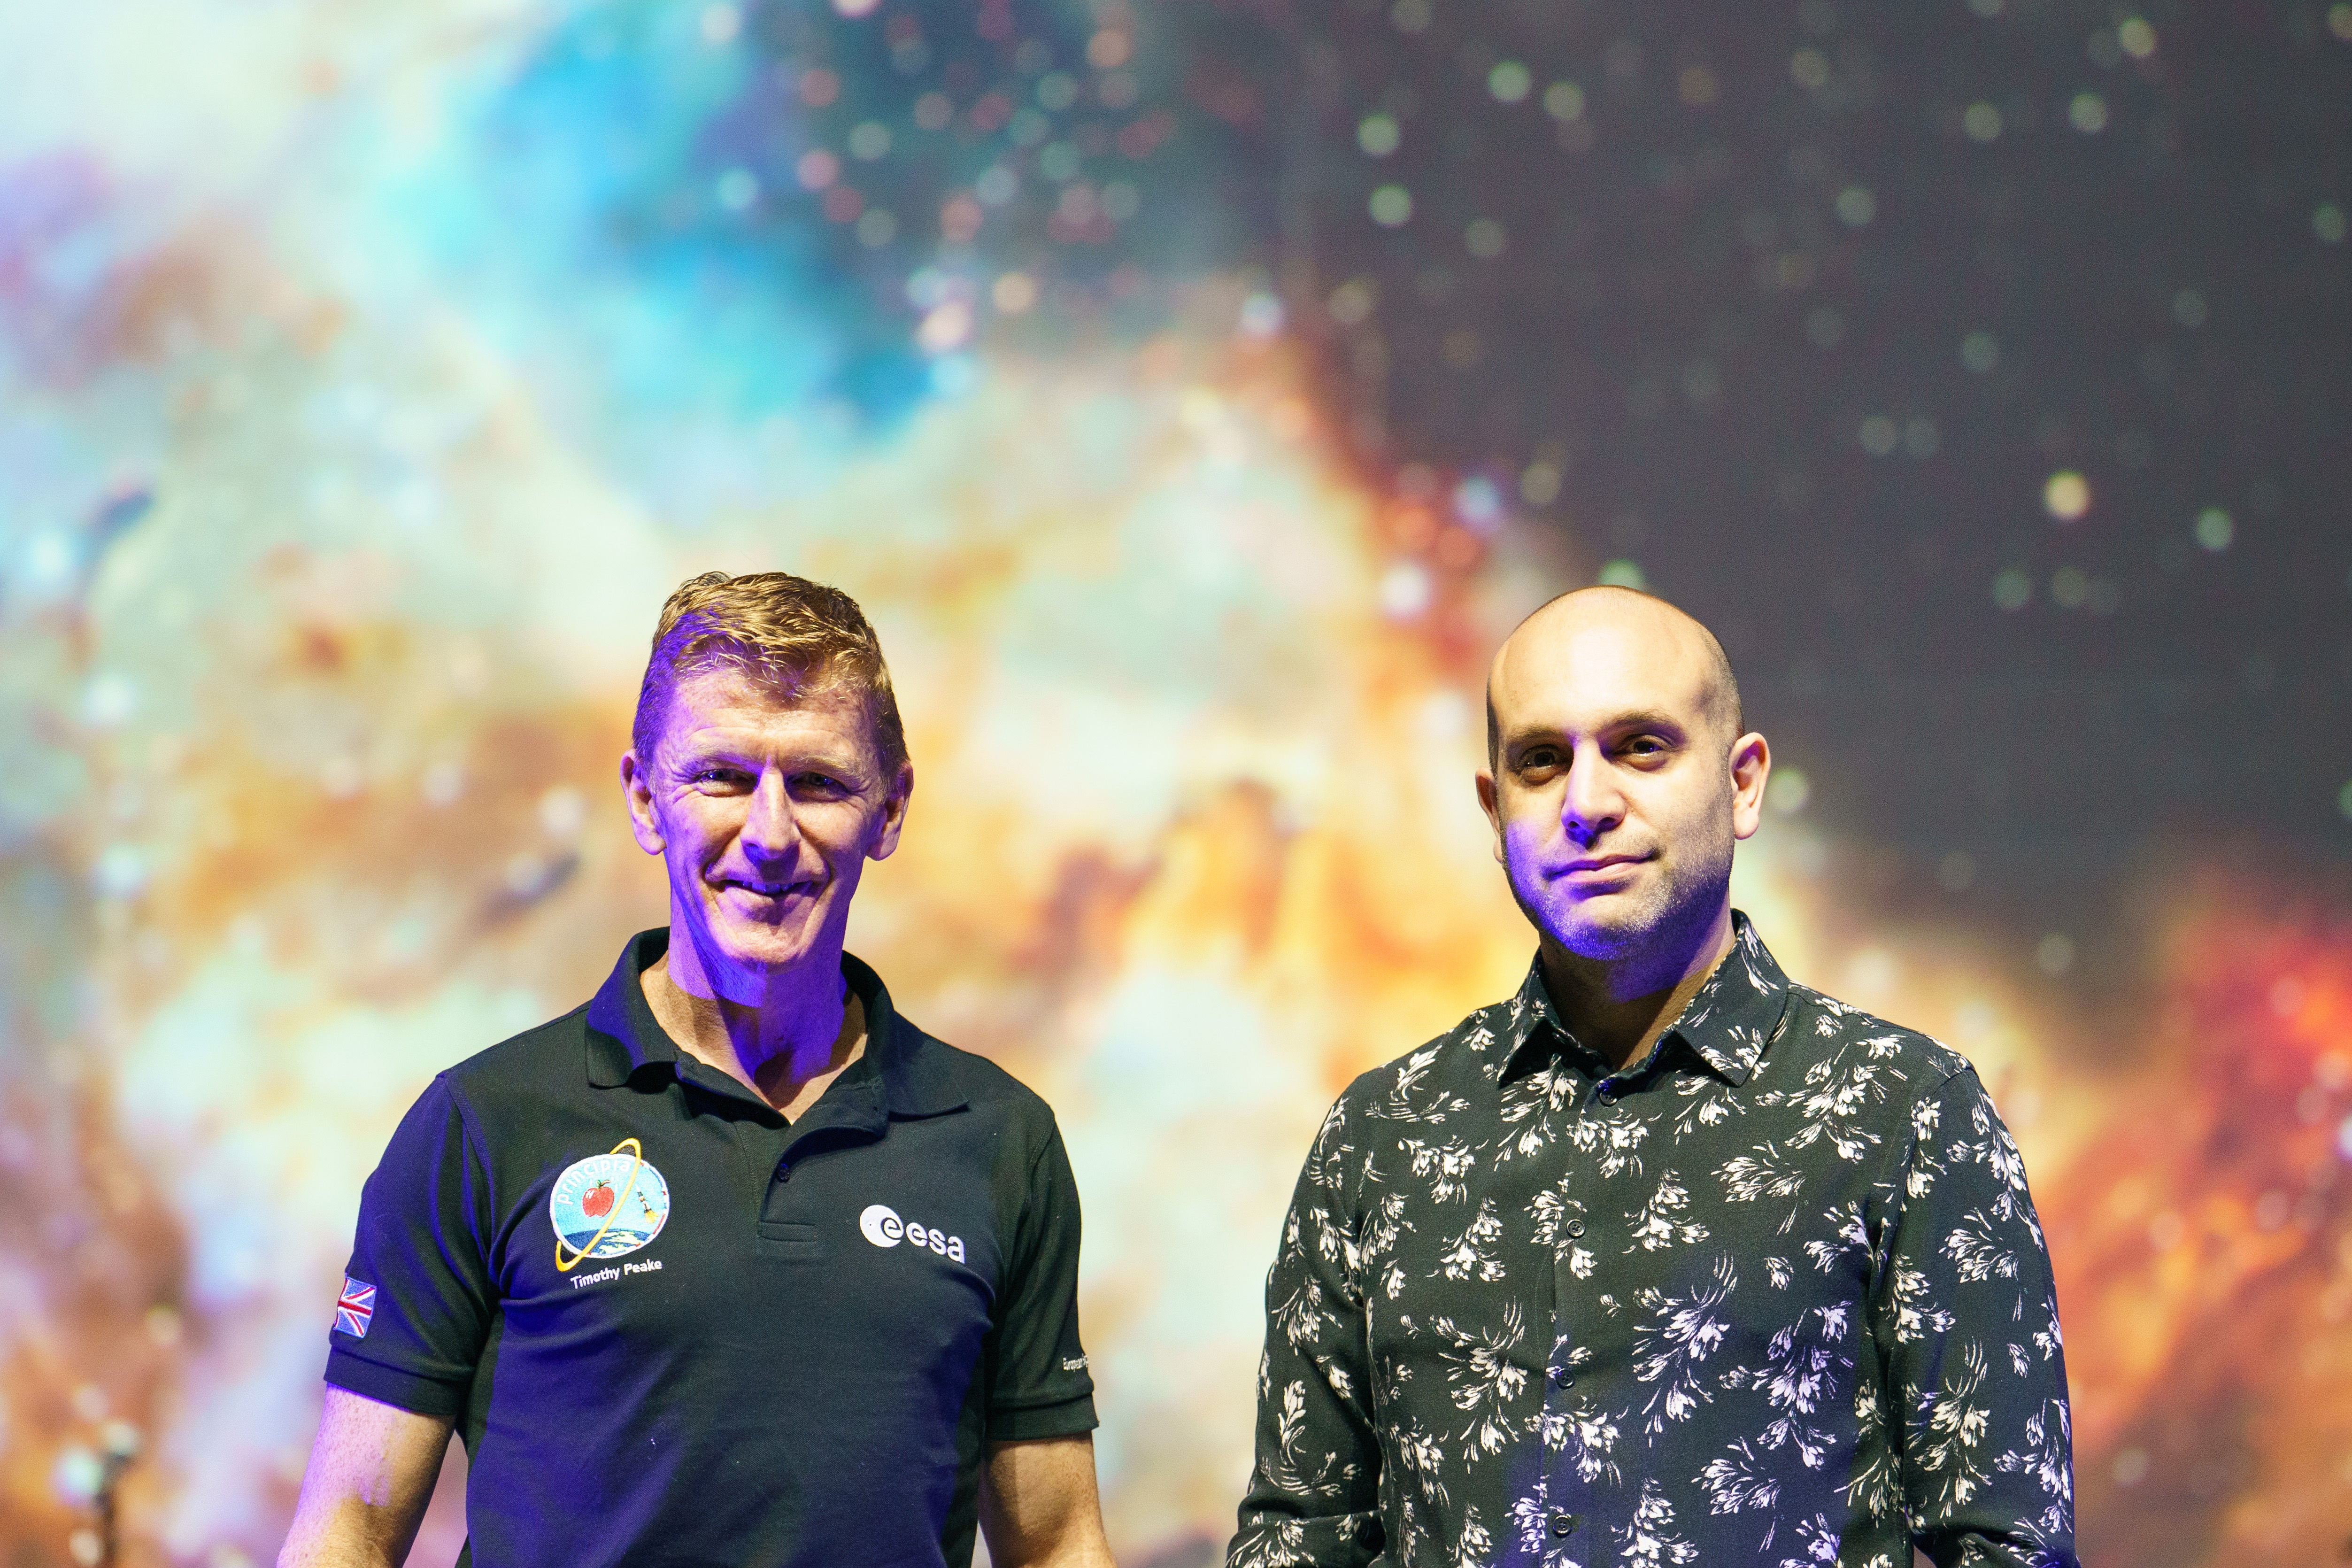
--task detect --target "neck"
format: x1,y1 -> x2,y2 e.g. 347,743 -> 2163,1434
1537,901 -> 1735,1073
642,922 -> 866,1118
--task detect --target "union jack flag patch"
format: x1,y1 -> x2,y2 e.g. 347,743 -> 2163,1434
334,1276 -> 377,1338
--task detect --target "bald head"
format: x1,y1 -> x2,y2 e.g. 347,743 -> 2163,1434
1485,587 -> 1743,768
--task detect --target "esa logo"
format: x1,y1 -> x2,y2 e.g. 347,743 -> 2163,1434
859,1203 -> 966,1264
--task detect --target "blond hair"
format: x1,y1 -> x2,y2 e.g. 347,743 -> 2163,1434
632,570 -> 908,775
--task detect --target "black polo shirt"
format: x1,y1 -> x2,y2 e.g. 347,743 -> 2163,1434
324,929 -> 1097,1568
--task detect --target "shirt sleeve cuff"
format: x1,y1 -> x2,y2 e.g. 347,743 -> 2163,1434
986,1390 -> 1099,1442
324,1347 -> 471,1423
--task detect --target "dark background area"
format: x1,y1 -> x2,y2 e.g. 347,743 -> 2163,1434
752,0 -> 2352,943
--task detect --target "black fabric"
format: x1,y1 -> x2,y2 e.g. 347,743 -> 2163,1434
1230,913 -> 2076,1568
326,929 -> 1095,1568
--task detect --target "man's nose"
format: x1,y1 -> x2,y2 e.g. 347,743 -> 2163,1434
738,771 -> 802,860
1559,749 -> 1625,846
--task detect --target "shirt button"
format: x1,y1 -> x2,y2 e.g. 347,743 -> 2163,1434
1551,1367 -> 1573,1388
1596,1085 -> 1616,1104
773,1163 -> 791,1183
1549,1512 -> 1580,1538
1565,1219 -> 1586,1238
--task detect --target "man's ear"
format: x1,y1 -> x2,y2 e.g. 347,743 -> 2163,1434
868,761 -> 915,861
1728,732 -> 1770,842
1476,769 -> 1507,864
622,751 -> 665,855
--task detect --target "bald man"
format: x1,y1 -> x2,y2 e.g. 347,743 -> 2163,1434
1228,588 -> 2076,1568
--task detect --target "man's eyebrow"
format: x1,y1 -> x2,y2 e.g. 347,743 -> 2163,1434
1503,709 -> 1688,749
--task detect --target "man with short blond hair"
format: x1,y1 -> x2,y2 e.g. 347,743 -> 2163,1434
1230,586 -> 2076,1567
284,570 -> 1115,1568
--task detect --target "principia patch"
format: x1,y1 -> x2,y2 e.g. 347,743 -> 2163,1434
551,1138 -> 671,1273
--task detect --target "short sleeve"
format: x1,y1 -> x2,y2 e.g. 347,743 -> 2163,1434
1873,1066 -> 2076,1567
980,1121 -> 1098,1441
323,1074 -> 497,1421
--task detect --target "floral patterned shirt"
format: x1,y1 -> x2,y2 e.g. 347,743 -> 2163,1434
1228,915 -> 2075,1568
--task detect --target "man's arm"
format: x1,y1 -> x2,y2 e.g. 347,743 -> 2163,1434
1875,1065 -> 2079,1568
1227,1098 -> 1382,1568
277,1387 -> 453,1568
980,1434 -> 1117,1567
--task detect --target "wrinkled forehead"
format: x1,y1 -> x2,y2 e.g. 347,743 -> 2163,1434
654,664 -> 878,757
1489,608 -> 1720,739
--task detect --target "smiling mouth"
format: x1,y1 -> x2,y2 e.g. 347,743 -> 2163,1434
718,878 -> 815,900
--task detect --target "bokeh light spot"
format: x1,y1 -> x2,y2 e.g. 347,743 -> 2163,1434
1770,767 -> 1811,815
1239,294 -> 1284,338
1327,278 -> 1375,324
1086,29 -> 1132,69
2171,289 -> 2208,327
1791,49 -> 1830,90
700,3 -> 740,44
2317,204 -> 2349,245
1597,558 -> 1647,589
1453,476 -> 1502,529
1963,102 -> 2004,142
1961,330 -> 2000,372
1378,560 -> 1432,618
2195,507 -> 2234,551
1391,0 -> 1431,33
1835,185 -> 1876,226
1519,461 -> 1561,505
848,121 -> 892,161
2118,17 -> 2157,57
1678,66 -> 1720,107
1369,185 -> 1413,227
1357,113 -> 1400,157
2036,933 -> 2076,976
1992,568 -> 2033,610
2332,2 -> 2352,40
714,168 -> 757,212
2051,567 -> 2089,609
796,150 -> 839,191
1489,61 -> 1533,103
991,272 -> 1037,314
1859,415 -> 1897,456
1543,81 -> 1586,120
1464,218 -> 1506,258
1805,307 -> 1845,348
2069,93 -> 2109,133
832,0 -> 879,17
2044,470 -> 2091,522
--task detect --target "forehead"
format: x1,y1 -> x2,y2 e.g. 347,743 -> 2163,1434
1489,605 -> 1715,736
656,667 -> 875,757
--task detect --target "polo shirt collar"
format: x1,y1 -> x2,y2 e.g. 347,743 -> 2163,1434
1496,910 -> 1792,1088
583,928 -> 967,1118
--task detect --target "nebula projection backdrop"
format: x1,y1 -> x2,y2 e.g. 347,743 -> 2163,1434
0,0 -> 2348,1565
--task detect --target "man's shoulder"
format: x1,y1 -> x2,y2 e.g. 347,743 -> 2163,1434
436,1003 -> 596,1105
890,1014 -> 1064,1132
1331,997 -> 1517,1120
1771,981 -> 1976,1097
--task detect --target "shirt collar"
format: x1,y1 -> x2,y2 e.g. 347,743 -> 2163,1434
1496,910 -> 1792,1088
583,928 -> 967,1118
